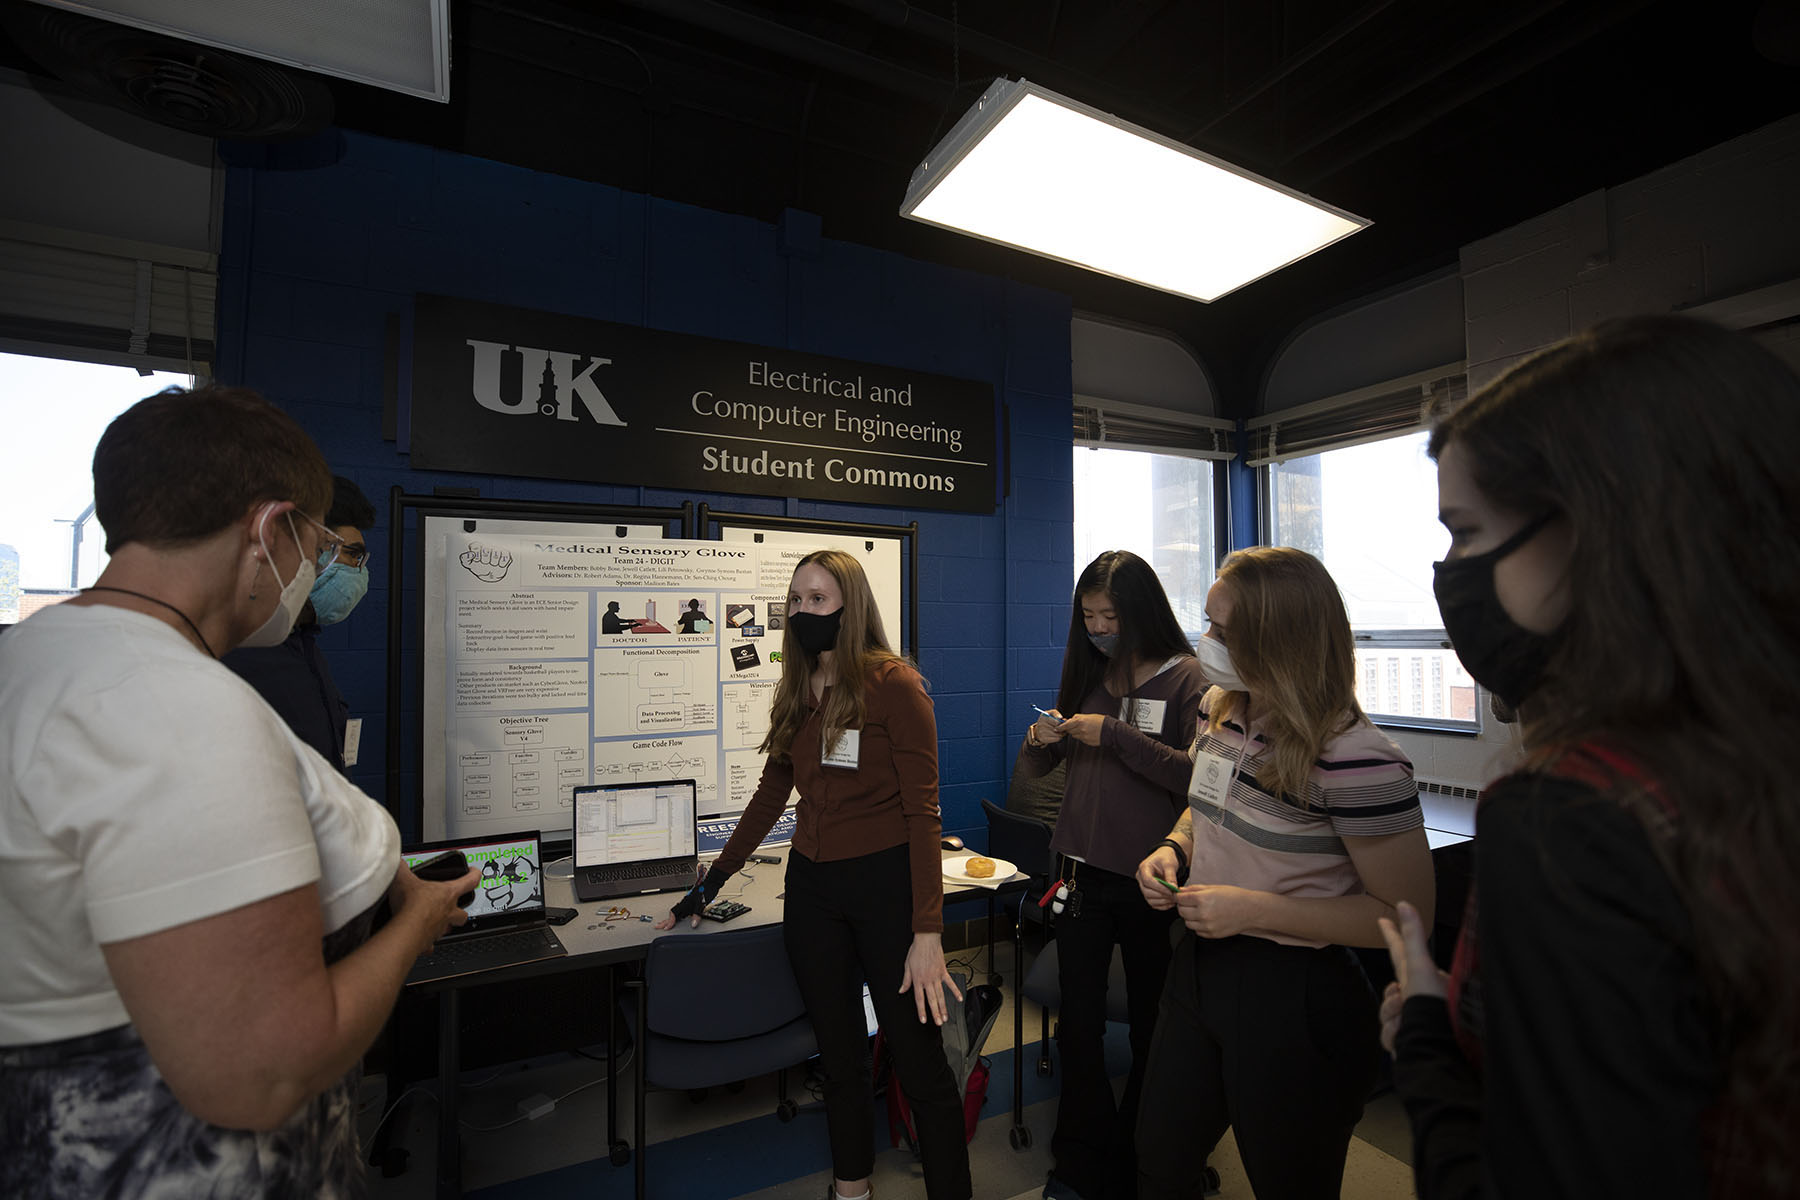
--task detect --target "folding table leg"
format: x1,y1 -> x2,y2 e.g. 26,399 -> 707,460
607,966 -> 630,1167
436,988 -> 461,1196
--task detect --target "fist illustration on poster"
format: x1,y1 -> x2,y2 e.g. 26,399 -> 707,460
459,543 -> 513,582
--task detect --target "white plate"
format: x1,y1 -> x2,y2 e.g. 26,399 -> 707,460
941,853 -> 1018,884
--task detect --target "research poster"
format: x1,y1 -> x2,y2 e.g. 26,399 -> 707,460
420,516 -> 667,842
437,531 -> 900,849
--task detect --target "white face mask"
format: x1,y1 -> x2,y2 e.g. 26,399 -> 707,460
240,508 -> 317,649
1197,635 -> 1248,692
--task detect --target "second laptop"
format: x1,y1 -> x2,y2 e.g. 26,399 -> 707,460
571,777 -> 699,901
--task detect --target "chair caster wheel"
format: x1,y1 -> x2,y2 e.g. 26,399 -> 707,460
686,1087 -> 709,1103
1009,1125 -> 1032,1150
777,1099 -> 798,1122
609,1141 -> 631,1167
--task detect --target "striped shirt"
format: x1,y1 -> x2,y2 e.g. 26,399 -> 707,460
1187,706 -> 1422,947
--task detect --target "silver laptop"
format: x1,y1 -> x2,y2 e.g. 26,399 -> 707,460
401,829 -> 566,984
571,778 -> 700,901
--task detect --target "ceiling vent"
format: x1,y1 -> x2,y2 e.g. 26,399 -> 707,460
3,4 -> 334,139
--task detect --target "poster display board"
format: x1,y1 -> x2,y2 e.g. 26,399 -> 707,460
429,530 -> 905,851
419,515 -> 667,843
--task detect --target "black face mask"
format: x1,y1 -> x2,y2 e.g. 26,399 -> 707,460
1433,511 -> 1563,711
789,606 -> 844,655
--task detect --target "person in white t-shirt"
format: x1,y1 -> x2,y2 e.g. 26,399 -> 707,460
0,384 -> 478,1199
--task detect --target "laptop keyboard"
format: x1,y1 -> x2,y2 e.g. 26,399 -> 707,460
416,926 -> 560,967
585,860 -> 684,883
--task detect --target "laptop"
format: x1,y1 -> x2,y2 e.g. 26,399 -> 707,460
402,829 -> 568,985
571,778 -> 700,901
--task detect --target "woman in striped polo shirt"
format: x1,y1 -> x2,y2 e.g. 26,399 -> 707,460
1131,546 -> 1437,1199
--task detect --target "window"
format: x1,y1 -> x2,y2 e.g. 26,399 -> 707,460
0,352 -> 192,624
1267,430 -> 1479,731
1072,447 -> 1216,638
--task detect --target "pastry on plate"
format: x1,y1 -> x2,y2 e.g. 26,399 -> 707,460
965,855 -> 996,878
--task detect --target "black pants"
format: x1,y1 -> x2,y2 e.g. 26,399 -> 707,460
1050,861 -> 1176,1200
783,846 -> 972,1200
1136,932 -> 1380,1200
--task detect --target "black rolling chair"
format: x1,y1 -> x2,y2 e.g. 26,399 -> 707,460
622,922 -> 817,1199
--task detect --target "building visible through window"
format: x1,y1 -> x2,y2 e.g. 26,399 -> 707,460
0,352 -> 192,625
1269,431 -> 1477,730
1073,447 -> 1215,639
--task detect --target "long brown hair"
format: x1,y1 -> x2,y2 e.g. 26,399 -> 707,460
1206,546 -> 1364,802
1430,314 -> 1800,1190
758,549 -> 906,761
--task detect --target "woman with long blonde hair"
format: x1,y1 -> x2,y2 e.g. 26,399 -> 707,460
658,549 -> 970,1200
1132,546 -> 1436,1198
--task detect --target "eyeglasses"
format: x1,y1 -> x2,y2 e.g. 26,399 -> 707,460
323,541 -> 370,569
296,511 -> 369,570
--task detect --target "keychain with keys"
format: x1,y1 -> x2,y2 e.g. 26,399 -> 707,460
1058,859 -> 1084,918
1036,879 -> 1082,917
1059,879 -> 1083,919
1036,860 -> 1084,917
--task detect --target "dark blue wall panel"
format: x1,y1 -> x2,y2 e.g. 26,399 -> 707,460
217,131 -> 1074,847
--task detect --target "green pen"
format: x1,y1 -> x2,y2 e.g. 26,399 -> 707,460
1154,875 -> 1179,893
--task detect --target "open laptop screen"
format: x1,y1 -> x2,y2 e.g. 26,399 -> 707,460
403,831 -> 545,927
573,780 -> 697,868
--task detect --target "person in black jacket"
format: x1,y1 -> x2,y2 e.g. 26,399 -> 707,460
222,474 -> 375,770
1380,315 -> 1800,1199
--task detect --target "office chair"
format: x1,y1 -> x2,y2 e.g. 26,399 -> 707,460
622,922 -> 817,1199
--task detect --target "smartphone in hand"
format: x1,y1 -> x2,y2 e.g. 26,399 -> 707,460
412,850 -> 476,908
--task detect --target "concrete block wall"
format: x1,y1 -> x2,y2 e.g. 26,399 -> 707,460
216,131 -> 1074,844
1411,112 -> 1800,790
1462,113 -> 1800,391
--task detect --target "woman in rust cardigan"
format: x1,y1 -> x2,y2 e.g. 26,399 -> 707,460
659,548 -> 969,1200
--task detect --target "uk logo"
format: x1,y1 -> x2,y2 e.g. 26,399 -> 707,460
465,339 -> 627,426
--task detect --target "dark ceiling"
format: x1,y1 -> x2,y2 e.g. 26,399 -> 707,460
8,0 -> 1799,411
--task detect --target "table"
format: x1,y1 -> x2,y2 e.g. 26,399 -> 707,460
403,855 -> 786,1196
403,849 -> 1020,1196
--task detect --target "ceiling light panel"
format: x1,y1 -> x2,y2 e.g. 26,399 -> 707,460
27,0 -> 450,101
902,80 -> 1369,303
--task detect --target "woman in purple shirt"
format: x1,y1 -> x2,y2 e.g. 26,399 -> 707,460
1019,550 -> 1208,1200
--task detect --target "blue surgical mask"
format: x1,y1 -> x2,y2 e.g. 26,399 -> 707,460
310,560 -> 369,626
1088,632 -> 1120,657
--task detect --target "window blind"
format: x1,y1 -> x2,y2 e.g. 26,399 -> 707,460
0,221 -> 216,374
1246,363 -> 1465,466
1072,395 -> 1236,460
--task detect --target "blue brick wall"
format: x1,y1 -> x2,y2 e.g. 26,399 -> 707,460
217,131 -> 1075,846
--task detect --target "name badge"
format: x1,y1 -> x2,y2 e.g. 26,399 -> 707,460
1187,748 -> 1235,811
822,728 -> 861,769
1119,697 -> 1167,736
343,718 -> 363,768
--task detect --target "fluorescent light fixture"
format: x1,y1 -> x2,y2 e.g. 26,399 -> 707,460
901,78 -> 1369,303
26,0 -> 451,102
